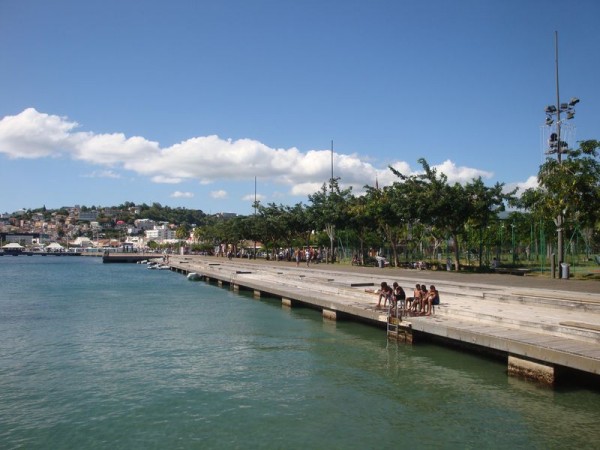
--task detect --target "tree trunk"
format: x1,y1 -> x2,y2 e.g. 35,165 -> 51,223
453,233 -> 461,271
359,238 -> 365,265
325,224 -> 335,263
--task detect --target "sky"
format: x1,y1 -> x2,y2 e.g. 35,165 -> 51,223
1,0 -> 599,216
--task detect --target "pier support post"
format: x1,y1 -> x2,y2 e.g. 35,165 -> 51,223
218,280 -> 223,287
253,289 -> 261,298
232,284 -> 239,292
282,298 -> 293,307
508,355 -> 555,385
322,309 -> 337,321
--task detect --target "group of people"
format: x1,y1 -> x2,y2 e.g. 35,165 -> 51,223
376,281 -> 439,316
296,247 -> 318,266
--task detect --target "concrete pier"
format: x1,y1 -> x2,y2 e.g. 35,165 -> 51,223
166,255 -> 600,386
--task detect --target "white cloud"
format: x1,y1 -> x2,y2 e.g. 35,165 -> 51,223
75,133 -> 160,167
211,190 -> 228,199
0,108 -> 78,158
242,193 -> 265,202
170,191 -> 194,199
432,160 -> 493,184
505,175 -> 538,196
152,175 -> 182,184
81,170 -> 121,179
290,182 -> 324,196
0,108 -> 501,200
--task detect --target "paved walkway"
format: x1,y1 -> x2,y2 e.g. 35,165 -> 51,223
221,257 -> 600,293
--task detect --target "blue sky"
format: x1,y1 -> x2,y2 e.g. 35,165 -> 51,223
1,0 -> 599,216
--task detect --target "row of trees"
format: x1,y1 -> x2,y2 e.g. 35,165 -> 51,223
191,140 -> 600,271
191,160 -> 511,269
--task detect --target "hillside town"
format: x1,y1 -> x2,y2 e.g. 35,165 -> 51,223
0,205 -> 221,253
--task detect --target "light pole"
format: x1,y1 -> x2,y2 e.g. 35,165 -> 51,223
254,176 -> 257,259
501,223 -> 505,263
328,140 -> 335,264
511,222 -> 516,264
544,31 -> 579,278
499,222 -> 504,263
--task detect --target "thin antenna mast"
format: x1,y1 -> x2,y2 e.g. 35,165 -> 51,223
330,140 -> 334,194
554,31 -> 562,164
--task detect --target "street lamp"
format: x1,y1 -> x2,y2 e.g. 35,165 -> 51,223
544,97 -> 578,161
544,31 -> 579,278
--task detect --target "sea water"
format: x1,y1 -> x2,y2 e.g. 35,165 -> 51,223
1,256 -> 599,449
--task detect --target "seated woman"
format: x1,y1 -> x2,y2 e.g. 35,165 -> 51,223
422,285 -> 440,315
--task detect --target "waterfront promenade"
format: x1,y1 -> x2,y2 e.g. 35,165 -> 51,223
166,255 -> 600,384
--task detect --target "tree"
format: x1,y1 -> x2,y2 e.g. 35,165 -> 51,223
391,158 -> 496,270
281,203 -> 310,258
465,177 -> 515,267
307,178 -> 353,262
520,139 -> 600,266
175,224 -> 189,240
362,183 -> 407,266
347,194 -> 379,264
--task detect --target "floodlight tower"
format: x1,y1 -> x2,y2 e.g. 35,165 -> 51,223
544,31 -> 579,278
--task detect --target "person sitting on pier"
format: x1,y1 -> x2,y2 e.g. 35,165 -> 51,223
411,284 -> 428,313
422,285 -> 440,315
392,282 -> 406,314
377,281 -> 393,309
405,283 -> 421,314
419,284 -> 428,312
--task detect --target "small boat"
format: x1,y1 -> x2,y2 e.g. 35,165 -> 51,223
187,272 -> 201,281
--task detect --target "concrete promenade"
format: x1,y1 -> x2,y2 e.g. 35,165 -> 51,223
166,255 -> 600,384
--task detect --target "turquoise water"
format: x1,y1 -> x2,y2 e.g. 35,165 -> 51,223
1,257 -> 599,449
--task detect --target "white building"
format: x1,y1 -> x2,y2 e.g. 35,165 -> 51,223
145,224 -> 175,242
71,237 -> 94,247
